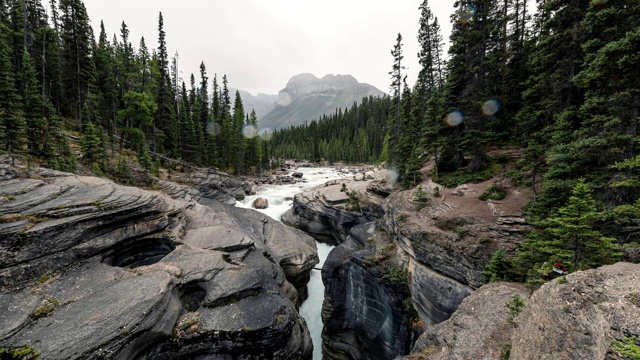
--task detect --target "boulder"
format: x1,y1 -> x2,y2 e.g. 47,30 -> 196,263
510,262 -> 640,360
398,282 -> 530,360
252,197 -> 269,209
170,167 -> 249,204
282,179 -> 385,243
0,167 -> 315,359
292,172 -> 304,178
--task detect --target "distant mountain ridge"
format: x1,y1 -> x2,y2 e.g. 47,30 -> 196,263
229,88 -> 278,120
257,73 -> 385,130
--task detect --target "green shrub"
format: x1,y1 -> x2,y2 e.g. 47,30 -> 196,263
396,212 -> 409,222
91,162 -> 104,176
479,183 -> 506,201
482,249 -> 512,283
414,186 -> 430,211
505,294 -> 526,326
479,237 -> 492,244
0,345 -> 40,359
613,336 -> 640,359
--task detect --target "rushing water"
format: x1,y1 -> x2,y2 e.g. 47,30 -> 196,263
236,167 -> 346,360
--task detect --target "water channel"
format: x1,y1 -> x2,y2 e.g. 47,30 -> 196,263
235,167 -> 346,360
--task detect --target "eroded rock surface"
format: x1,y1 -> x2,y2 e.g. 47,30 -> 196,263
383,180 -> 530,326
321,223 -> 414,360
399,282 -> 530,360
282,178 -> 385,243
0,167 -> 315,359
169,167 -> 249,204
510,262 -> 640,360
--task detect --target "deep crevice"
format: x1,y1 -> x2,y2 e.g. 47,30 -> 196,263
102,236 -> 175,268
179,282 -> 207,312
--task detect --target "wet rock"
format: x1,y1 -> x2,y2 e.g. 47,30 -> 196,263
252,197 -> 269,209
292,172 -> 304,178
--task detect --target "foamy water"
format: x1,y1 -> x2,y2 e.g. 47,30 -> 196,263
236,167 -> 346,359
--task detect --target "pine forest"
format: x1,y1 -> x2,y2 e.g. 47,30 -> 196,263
0,0 -> 639,286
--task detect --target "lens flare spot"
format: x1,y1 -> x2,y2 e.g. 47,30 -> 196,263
458,3 -> 477,23
242,124 -> 258,139
277,92 -> 293,107
259,128 -> 273,141
385,169 -> 399,184
482,99 -> 501,116
445,111 -> 464,127
206,122 -> 221,136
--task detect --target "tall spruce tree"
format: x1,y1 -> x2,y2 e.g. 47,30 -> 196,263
444,0 -> 505,172
58,0 -> 95,128
384,33 -> 405,168
568,1 -> 640,207
232,90 -> 245,174
17,47 -> 43,154
153,12 -> 176,155
0,20 -> 26,161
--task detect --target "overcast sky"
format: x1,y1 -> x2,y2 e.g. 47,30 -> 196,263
83,0 -> 456,95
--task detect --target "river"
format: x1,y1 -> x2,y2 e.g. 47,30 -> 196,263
235,167 -> 346,360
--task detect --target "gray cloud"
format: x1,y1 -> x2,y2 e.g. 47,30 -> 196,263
85,0 -> 454,95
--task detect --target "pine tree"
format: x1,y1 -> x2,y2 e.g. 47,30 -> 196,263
58,0 -> 96,128
232,90 -> 245,174
17,47 -> 43,154
93,21 -> 117,134
245,109 -> 260,173
80,120 -> 105,166
0,23 -> 27,162
568,1 -> 640,206
482,249 -> 512,283
219,74 -> 231,168
384,33 -> 404,167
416,0 -> 446,180
516,181 -> 620,283
444,0 -> 505,172
153,12 -> 176,155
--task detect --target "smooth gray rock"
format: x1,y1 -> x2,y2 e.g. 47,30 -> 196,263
0,168 -> 314,359
170,168 -> 249,204
282,180 -> 384,243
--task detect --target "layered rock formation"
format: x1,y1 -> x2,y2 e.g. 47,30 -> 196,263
0,164 -> 316,359
510,262 -> 640,360
286,175 -> 531,359
322,223 -> 414,360
382,180 -> 530,327
282,178 -> 385,243
169,167 -> 250,204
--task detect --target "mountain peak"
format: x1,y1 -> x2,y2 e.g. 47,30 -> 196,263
259,73 -> 385,130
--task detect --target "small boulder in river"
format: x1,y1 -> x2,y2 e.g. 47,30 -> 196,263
292,172 -> 304,178
252,197 -> 269,209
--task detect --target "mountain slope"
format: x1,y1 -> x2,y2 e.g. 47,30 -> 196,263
258,73 -> 385,130
230,88 -> 278,120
